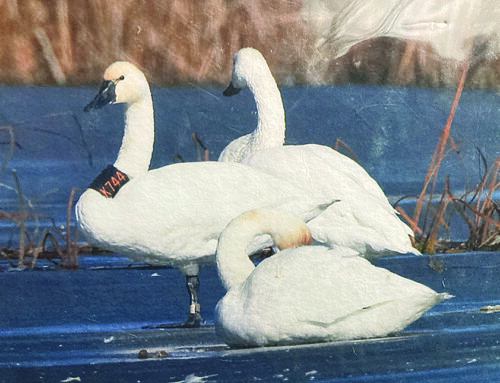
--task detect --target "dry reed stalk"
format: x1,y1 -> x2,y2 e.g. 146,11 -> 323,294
56,0 -> 72,73
395,206 -> 422,235
0,249 -> 15,268
173,154 -> 185,163
62,187 -> 80,270
478,157 -> 500,222
12,171 -> 27,268
459,155 -> 500,249
333,138 -> 359,163
34,28 -> 66,85
431,151 -> 500,250
0,125 -> 15,171
422,177 -> 453,253
192,133 -> 209,161
452,152 -> 494,231
412,61 -> 470,229
453,197 -> 500,249
30,230 -> 63,268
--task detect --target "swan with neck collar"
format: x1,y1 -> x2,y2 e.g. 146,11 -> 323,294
218,48 -> 285,162
76,61 -> 335,327
222,48 -> 417,258
215,209 -> 450,348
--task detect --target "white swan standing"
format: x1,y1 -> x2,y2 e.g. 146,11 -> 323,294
218,48 -> 285,162
222,47 -> 418,258
76,62 -> 334,327
215,209 -> 451,348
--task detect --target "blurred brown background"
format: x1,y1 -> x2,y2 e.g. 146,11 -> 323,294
1,0 -> 499,87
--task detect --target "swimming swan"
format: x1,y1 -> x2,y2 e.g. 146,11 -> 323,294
76,61 -> 334,327
215,209 -> 450,347
218,48 -> 285,162
222,47 -> 417,257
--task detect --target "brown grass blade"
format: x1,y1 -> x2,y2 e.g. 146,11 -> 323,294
412,61 -> 470,228
0,126 -> 15,172
395,206 -> 422,234
333,139 -> 359,163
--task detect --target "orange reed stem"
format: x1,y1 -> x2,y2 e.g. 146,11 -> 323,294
412,61 -> 470,226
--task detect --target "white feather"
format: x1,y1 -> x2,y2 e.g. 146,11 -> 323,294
221,48 -> 418,257
218,48 -> 285,162
215,209 -> 451,347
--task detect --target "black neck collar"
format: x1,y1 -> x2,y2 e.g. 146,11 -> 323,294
89,165 -> 130,198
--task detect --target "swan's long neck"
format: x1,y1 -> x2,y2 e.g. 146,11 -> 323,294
216,216 -> 260,291
216,210 -> 312,291
114,94 -> 154,178
249,73 -> 286,148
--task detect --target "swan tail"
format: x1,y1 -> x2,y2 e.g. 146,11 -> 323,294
437,292 -> 454,302
302,199 -> 340,223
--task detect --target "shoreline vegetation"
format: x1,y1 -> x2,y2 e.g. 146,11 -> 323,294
1,1 -> 500,88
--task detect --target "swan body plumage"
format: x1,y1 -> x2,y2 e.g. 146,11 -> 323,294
215,209 -> 450,348
76,161 -> 330,267
218,48 -> 285,162
243,144 -> 416,257
75,61 -> 334,325
222,47 -> 417,258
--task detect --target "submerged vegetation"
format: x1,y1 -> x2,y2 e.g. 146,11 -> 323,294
0,167 -> 82,270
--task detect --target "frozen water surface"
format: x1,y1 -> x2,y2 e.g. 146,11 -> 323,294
1,86 -> 500,381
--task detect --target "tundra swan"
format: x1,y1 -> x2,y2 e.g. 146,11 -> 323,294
222,47 -> 417,258
215,209 -> 450,347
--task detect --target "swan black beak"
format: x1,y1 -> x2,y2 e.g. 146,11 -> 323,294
223,82 -> 242,97
84,80 -> 117,112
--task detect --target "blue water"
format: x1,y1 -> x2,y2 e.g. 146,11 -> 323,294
1,252 -> 500,382
1,84 -> 499,245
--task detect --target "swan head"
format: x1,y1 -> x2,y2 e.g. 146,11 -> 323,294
236,209 -> 312,251
84,61 -> 150,111
265,211 -> 313,250
223,47 -> 271,97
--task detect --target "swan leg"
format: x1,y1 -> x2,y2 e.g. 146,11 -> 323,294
184,274 -> 203,327
142,274 -> 203,329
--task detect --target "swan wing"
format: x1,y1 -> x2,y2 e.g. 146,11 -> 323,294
218,134 -> 252,162
243,144 -> 417,255
238,246 -> 444,343
244,144 -> 390,206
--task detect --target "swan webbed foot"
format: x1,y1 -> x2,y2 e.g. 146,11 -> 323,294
183,311 -> 204,328
143,312 -> 204,329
